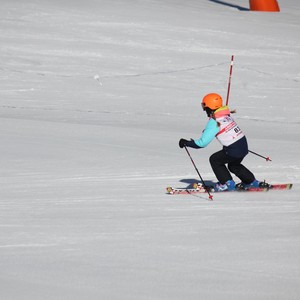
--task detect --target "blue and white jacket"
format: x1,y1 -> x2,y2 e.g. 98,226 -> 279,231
186,106 -> 248,158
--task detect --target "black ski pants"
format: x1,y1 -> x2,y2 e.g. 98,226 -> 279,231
209,150 -> 255,184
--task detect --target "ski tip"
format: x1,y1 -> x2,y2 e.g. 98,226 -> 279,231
269,183 -> 293,190
284,183 -> 293,190
166,187 -> 174,194
192,182 -> 198,189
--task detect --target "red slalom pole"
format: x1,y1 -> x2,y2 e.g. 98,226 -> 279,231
226,55 -> 234,106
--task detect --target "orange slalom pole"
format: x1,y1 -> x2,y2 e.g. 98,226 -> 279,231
249,0 -> 280,12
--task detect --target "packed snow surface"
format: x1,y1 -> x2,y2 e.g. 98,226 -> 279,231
0,0 -> 300,299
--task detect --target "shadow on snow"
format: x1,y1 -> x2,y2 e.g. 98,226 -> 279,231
208,0 -> 250,11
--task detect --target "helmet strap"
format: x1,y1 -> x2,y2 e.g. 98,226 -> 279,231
205,107 -> 213,117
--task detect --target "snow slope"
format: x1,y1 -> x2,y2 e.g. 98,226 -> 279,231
0,0 -> 300,299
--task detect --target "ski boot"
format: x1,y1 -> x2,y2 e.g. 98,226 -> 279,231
235,180 -> 270,191
214,180 -> 236,192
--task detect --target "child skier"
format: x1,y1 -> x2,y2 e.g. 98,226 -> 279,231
179,93 -> 268,192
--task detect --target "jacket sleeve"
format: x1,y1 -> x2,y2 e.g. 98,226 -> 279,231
194,118 -> 220,148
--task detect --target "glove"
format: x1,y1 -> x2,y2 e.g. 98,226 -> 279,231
179,138 -> 202,149
179,138 -> 188,148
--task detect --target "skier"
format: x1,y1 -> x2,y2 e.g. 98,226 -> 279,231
179,93 -> 268,191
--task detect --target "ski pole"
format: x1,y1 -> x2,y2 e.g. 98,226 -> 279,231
249,150 -> 272,162
184,146 -> 213,200
225,55 -> 234,106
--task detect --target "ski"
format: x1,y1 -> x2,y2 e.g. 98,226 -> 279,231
166,186 -> 205,195
268,183 -> 293,190
166,183 -> 293,195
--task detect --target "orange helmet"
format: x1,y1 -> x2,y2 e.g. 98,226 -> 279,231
202,93 -> 223,110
